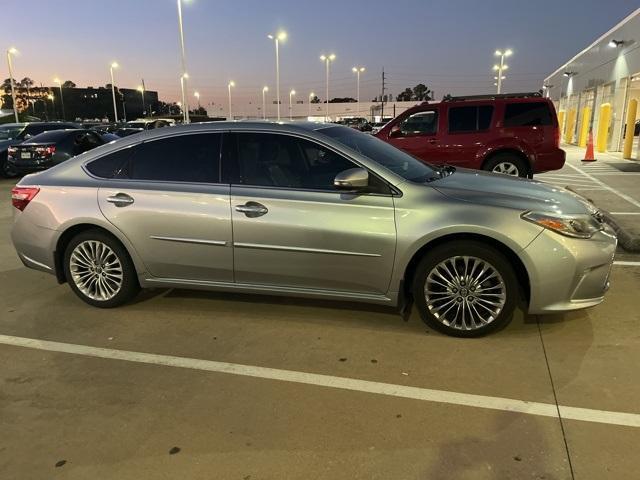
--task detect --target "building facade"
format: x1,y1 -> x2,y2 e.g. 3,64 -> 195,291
544,8 -> 640,158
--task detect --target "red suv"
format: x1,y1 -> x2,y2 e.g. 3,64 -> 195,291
375,92 -> 564,177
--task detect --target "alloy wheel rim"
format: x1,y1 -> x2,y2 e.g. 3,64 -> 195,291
424,256 -> 506,330
69,240 -> 123,301
492,162 -> 520,176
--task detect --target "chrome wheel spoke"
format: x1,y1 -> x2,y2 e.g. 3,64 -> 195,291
425,255 -> 506,331
70,240 -> 123,301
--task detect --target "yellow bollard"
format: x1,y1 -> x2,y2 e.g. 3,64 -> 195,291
565,108 -> 577,144
623,98 -> 638,159
578,106 -> 591,147
596,103 -> 612,153
557,110 -> 565,142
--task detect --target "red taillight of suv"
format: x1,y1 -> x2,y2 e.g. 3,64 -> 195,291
11,186 -> 40,211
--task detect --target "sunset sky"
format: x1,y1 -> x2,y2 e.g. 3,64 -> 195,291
2,0 -> 637,105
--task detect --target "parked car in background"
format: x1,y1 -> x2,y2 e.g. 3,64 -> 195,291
343,117 -> 373,132
125,118 -> 174,130
100,133 -> 121,143
370,119 -> 393,135
114,128 -> 145,138
7,129 -> 105,175
10,122 -> 615,337
1,122 -> 79,177
376,92 -> 564,177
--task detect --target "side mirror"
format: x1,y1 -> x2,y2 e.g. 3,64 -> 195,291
334,167 -> 369,190
389,125 -> 403,138
23,133 -> 32,140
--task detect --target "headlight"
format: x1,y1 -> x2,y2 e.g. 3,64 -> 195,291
521,211 -> 603,239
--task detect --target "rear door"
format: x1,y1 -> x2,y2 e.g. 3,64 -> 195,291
225,131 -> 396,295
96,132 -> 233,282
438,104 -> 494,166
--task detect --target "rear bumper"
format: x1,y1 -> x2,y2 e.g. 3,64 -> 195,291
524,225 -> 617,314
7,158 -> 54,174
533,148 -> 565,174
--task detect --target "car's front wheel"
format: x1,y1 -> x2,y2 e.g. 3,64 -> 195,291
412,241 -> 519,337
63,229 -> 140,308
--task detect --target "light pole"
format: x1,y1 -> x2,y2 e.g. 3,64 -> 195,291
320,54 -> 336,122
53,78 -> 66,120
228,81 -> 235,120
289,89 -> 296,120
176,0 -> 190,123
6,47 -> 19,122
109,62 -> 119,122
267,31 -> 287,121
137,85 -> 146,117
194,91 -> 200,111
262,86 -> 268,120
308,91 -> 315,118
352,66 -> 365,117
47,93 -> 55,119
493,49 -> 512,94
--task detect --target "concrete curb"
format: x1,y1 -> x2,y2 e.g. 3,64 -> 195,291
565,186 -> 640,253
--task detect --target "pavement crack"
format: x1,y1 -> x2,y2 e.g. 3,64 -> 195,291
537,317 -> 576,480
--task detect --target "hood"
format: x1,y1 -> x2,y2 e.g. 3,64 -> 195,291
432,168 -> 593,215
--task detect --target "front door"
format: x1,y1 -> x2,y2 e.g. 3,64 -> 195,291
386,109 -> 441,163
98,132 -> 233,282
225,131 -> 396,295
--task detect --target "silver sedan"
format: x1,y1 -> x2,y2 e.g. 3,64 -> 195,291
10,122 -> 616,337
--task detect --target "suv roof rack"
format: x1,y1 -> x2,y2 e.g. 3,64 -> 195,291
443,92 -> 542,102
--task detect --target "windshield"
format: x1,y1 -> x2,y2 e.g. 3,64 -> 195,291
319,125 -> 436,182
0,125 -> 25,140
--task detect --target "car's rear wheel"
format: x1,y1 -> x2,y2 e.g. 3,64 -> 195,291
412,241 -> 518,337
0,152 -> 17,178
483,153 -> 528,178
63,229 -> 139,308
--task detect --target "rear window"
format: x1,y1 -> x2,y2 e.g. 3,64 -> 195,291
23,130 -> 76,143
504,102 -> 552,126
448,105 -> 493,132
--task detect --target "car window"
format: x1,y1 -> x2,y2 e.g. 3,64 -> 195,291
120,133 -> 221,183
85,148 -> 132,178
21,130 -> 71,143
233,132 -> 359,191
320,126 -> 436,183
448,105 -> 493,132
0,125 -> 25,140
400,111 -> 438,135
504,102 -> 552,126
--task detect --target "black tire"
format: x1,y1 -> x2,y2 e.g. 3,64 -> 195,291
0,152 -> 17,179
483,153 -> 529,178
63,229 -> 140,308
412,240 -> 519,338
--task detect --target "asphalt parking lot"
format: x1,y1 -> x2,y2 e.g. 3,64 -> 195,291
1,155 -> 640,479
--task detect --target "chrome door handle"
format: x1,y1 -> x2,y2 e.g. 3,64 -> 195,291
235,201 -> 268,218
106,193 -> 134,207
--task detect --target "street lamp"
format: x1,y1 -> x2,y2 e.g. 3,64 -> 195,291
137,85 -> 146,117
352,66 -> 365,117
176,0 -> 190,123
47,93 -> 56,119
320,53 -> 336,121
262,86 -> 268,120
109,62 -> 119,122
267,31 -> 287,121
53,78 -> 66,120
228,81 -> 235,120
493,49 -> 512,94
308,91 -> 315,118
6,47 -> 19,122
289,89 -> 296,120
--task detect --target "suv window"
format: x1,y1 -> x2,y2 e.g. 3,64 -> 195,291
504,102 -> 552,126
448,105 -> 494,132
233,132 -> 365,191
400,111 -> 437,135
87,133 -> 221,182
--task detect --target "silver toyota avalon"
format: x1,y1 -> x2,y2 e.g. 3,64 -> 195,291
10,122 -> 616,337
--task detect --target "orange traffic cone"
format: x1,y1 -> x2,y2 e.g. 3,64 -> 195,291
582,130 -> 597,162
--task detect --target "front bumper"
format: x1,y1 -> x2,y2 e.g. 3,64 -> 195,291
524,224 -> 617,314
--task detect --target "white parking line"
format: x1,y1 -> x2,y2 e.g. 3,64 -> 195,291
566,163 -> 640,209
610,212 -> 640,215
1,334 -> 639,428
613,261 -> 640,266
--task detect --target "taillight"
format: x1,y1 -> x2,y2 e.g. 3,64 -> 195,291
7,146 -> 17,157
11,186 -> 40,211
35,145 -> 56,157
